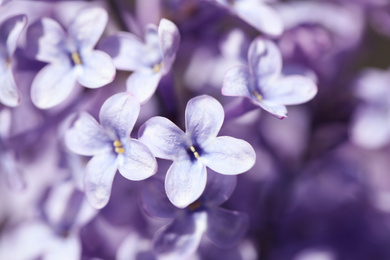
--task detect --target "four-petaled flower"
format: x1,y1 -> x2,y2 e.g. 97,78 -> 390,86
223,36 -> 318,119
26,7 -> 116,109
141,173 -> 248,260
100,18 -> 180,104
139,95 -> 256,208
65,92 -> 157,209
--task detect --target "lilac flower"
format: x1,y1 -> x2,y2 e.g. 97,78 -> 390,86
223,37 -> 318,119
0,14 -> 26,107
140,173 -> 248,259
99,18 -> 180,104
0,181 -> 96,260
26,7 -> 115,109
350,68 -> 390,149
139,95 -> 256,208
210,0 -> 284,37
65,92 -> 157,209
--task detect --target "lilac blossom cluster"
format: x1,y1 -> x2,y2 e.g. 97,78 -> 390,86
0,0 -> 389,259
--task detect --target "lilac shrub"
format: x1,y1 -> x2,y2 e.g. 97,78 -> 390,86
0,0 -> 390,260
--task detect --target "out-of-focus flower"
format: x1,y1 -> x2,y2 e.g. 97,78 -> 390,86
0,14 -> 26,107
209,0 -> 283,37
65,92 -> 157,209
100,18 -> 180,104
139,95 -> 256,208
350,68 -> 390,149
223,37 -> 317,119
26,7 -> 115,109
140,173 -> 248,260
0,181 -> 96,260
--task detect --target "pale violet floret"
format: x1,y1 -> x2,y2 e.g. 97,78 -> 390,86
138,95 -> 256,208
26,7 -> 116,109
140,174 -> 248,260
212,0 -> 284,37
350,68 -> 390,149
223,37 -> 318,119
99,18 -> 180,104
65,92 -> 157,209
0,14 -> 27,107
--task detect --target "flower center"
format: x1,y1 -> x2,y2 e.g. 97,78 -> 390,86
153,61 -> 164,73
189,145 -> 200,159
71,52 -> 82,65
252,90 -> 263,101
113,140 -> 125,154
188,199 -> 202,211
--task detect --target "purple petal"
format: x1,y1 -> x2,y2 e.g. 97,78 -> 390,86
222,65 -> 252,98
234,1 -> 283,37
30,63 -> 77,109
117,139 -> 157,181
258,100 -> 288,119
158,18 -> 180,74
154,212 -> 207,259
248,37 -> 282,86
140,178 -> 178,219
1,14 -> 27,56
126,70 -> 162,104
65,112 -> 111,156
99,33 -> 147,71
25,18 -> 67,63
0,67 -> 20,107
206,208 -> 248,247
68,7 -> 108,50
202,136 -> 256,175
202,171 -> 237,207
77,50 -> 116,88
84,153 -> 118,209
185,95 -> 224,145
165,160 -> 207,208
138,116 -> 189,160
99,92 -> 140,140
264,75 -> 317,105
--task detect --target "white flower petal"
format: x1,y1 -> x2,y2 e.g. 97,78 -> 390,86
202,136 -> 255,175
65,112 -> 111,156
99,92 -> 140,140
30,63 -> 77,109
138,116 -> 189,160
118,139 -> 157,181
158,18 -> 180,74
185,95 -> 224,146
69,7 -> 108,50
126,70 -> 162,104
165,160 -> 207,208
84,153 -> 118,209
77,50 -> 115,88
234,0 -> 283,36
264,75 -> 317,105
26,18 -> 68,63
222,66 -> 252,98
0,67 -> 20,107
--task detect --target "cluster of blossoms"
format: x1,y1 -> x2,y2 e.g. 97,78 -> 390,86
0,0 -> 390,259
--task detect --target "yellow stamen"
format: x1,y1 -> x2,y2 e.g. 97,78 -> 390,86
189,145 -> 200,159
252,91 -> 263,101
113,140 -> 125,154
188,200 -> 202,211
115,147 -> 125,154
71,52 -> 82,65
153,61 -> 164,73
